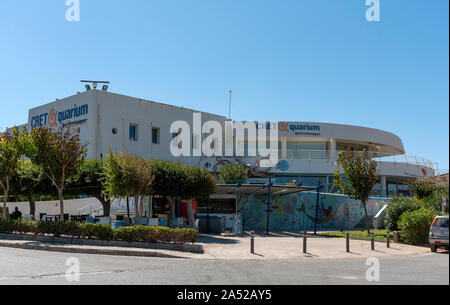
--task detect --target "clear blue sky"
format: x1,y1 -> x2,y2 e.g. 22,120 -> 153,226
0,0 -> 448,169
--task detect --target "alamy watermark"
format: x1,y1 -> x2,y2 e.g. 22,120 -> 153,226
365,0 -> 381,22
170,113 -> 279,167
66,0 -> 80,22
65,257 -> 81,282
365,257 -> 380,282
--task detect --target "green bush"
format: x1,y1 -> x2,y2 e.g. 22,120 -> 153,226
421,186 -> 449,214
384,197 -> 421,231
398,208 -> 437,245
114,226 -> 198,244
0,219 -> 198,244
80,223 -> 113,240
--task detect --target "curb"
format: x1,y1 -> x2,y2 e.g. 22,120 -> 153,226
0,233 -> 203,254
0,240 -> 190,258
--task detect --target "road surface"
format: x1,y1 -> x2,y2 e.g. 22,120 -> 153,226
0,247 -> 448,285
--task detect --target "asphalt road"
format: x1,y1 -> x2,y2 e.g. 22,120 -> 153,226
0,247 -> 448,285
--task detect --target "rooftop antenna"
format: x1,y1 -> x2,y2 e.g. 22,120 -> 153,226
81,80 -> 110,91
228,89 -> 232,120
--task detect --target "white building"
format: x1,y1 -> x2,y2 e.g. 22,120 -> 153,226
24,88 -> 436,198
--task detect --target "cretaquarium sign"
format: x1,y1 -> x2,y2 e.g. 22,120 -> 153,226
270,122 -> 322,136
30,104 -> 89,128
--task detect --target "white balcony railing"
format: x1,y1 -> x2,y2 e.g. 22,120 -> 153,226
242,149 -> 435,170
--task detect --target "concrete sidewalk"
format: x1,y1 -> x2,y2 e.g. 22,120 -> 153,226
0,231 -> 432,260
195,232 -> 431,261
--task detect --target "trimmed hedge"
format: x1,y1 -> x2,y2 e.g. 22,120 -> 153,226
0,219 -> 198,244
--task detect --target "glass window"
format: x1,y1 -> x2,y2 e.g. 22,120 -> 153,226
388,183 -> 398,197
152,128 -> 160,144
129,124 -> 138,141
299,142 -> 326,159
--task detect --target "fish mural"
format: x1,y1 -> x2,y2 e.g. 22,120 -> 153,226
238,192 -> 390,231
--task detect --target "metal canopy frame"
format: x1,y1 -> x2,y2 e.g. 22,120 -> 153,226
214,179 -> 323,235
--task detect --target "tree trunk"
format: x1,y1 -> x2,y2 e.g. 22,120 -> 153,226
94,194 -> 111,217
58,188 -> 64,221
187,200 -> 196,228
135,195 -> 142,225
363,202 -> 370,234
167,197 -> 175,227
2,189 -> 8,219
28,193 -> 36,220
149,196 -> 153,219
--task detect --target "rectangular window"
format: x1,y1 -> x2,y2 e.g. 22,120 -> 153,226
152,127 -> 160,144
129,123 -> 138,141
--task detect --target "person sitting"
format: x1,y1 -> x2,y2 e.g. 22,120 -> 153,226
10,207 -> 22,220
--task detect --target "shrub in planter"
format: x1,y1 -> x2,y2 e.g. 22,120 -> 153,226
80,223 -> 113,240
113,226 -> 198,244
384,197 -> 421,231
397,208 -> 437,245
0,219 -> 17,234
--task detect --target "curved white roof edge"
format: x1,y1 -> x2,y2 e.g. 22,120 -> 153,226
277,121 -> 405,154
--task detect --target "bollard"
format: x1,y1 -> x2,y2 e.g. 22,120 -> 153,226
386,229 -> 390,248
303,231 -> 307,254
371,231 -> 375,251
250,231 -> 255,254
346,232 -> 350,252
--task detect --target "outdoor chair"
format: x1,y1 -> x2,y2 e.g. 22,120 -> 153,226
177,217 -> 186,228
159,218 -> 168,227
148,218 -> 159,226
99,217 -> 112,225
123,216 -> 131,226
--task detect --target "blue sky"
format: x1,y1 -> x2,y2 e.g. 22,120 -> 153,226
0,0 -> 448,169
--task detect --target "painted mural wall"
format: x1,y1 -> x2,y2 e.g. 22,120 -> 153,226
237,192 -> 391,231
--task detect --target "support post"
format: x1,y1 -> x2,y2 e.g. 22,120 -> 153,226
314,183 -> 321,235
250,231 -> 255,254
303,231 -> 307,254
371,231 -> 375,251
266,178 -> 272,235
346,232 -> 350,253
206,198 -> 210,234
386,229 -> 390,248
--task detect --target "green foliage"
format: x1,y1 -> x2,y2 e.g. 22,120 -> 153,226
25,126 -> 87,192
398,208 -> 437,245
333,148 -> 377,232
408,179 -> 437,199
420,185 -> 449,215
67,159 -> 106,196
218,163 -> 248,184
113,226 -> 198,244
0,127 -> 24,216
104,152 -> 153,198
0,219 -> 197,244
384,196 -> 421,231
10,160 -> 53,198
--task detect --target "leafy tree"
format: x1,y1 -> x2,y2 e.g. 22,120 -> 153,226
67,159 -> 111,216
151,161 -> 188,226
0,127 -> 23,218
218,163 -> 248,184
408,179 -> 437,199
10,160 -> 53,219
334,148 -> 377,233
104,152 -> 153,225
182,166 -> 216,227
25,126 -> 87,221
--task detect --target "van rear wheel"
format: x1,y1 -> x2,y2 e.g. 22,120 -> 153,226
431,245 -> 437,252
